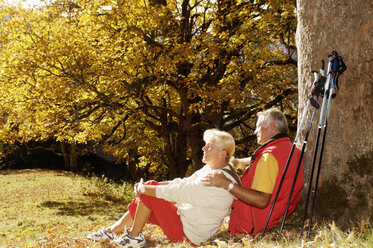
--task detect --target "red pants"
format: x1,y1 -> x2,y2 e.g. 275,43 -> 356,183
128,180 -> 192,244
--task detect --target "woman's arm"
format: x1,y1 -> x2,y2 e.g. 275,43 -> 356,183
134,179 -> 158,197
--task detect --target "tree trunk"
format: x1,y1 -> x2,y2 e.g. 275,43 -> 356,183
127,148 -> 139,181
296,0 -> 373,226
186,129 -> 204,172
167,131 -> 189,179
175,131 -> 189,177
60,142 -> 70,170
69,143 -> 78,171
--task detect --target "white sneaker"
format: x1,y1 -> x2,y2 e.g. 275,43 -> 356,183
115,227 -> 146,247
87,229 -> 117,242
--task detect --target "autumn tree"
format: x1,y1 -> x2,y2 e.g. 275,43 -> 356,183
0,0 -> 298,179
0,3 -> 116,170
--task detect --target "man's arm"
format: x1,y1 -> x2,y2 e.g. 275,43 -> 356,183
230,157 -> 251,169
228,179 -> 271,209
202,171 -> 271,209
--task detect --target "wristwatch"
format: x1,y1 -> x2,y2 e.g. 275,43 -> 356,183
227,182 -> 235,192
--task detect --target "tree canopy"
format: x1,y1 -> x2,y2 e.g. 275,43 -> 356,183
0,0 -> 298,179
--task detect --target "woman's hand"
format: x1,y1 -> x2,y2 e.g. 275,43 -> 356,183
134,178 -> 145,196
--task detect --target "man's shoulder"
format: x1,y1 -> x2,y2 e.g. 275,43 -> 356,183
262,138 -> 292,152
260,152 -> 277,161
257,153 -> 279,170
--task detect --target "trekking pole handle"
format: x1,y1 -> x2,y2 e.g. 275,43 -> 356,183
294,100 -> 310,143
310,71 -> 322,97
317,60 -> 332,126
312,71 -> 319,84
320,60 -> 325,77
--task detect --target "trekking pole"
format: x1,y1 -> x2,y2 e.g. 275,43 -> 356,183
300,59 -> 331,238
261,86 -> 313,237
306,51 -> 346,239
276,72 -> 322,241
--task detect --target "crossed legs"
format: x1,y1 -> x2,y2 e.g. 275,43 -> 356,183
106,202 -> 152,238
102,180 -> 189,244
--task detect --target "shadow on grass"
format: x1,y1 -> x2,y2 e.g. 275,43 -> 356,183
0,168 -> 67,176
83,191 -> 132,204
39,199 -> 127,220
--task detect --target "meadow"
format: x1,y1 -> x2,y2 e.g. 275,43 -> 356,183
0,169 -> 372,247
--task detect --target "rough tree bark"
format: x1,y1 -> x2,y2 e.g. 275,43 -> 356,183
296,0 -> 373,226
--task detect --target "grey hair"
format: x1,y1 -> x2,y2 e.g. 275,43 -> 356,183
257,108 -> 289,134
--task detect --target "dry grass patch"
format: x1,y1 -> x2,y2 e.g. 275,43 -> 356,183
0,169 -> 129,247
0,169 -> 372,248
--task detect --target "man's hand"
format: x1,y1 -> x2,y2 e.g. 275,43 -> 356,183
230,157 -> 251,169
202,171 -> 230,189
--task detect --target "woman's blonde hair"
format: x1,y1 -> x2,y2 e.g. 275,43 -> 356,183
203,129 -> 235,162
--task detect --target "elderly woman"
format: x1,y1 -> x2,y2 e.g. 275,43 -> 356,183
87,129 -> 239,247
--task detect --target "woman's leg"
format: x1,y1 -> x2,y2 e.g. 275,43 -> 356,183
106,211 -> 134,234
129,201 -> 152,237
133,194 -> 190,243
122,180 -> 190,243
106,180 -> 159,235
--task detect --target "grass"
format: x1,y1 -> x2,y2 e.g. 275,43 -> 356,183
0,169 -> 372,248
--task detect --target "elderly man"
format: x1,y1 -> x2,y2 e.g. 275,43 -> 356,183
87,129 -> 240,247
203,108 -> 304,235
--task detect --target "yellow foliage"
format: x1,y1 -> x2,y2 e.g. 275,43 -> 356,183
0,0 -> 298,178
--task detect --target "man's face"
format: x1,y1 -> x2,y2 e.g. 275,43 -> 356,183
254,118 -> 273,145
202,139 -> 225,168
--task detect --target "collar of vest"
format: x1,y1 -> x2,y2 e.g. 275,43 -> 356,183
247,133 -> 289,169
256,133 -> 289,151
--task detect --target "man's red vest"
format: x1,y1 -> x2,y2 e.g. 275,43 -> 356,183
228,136 -> 304,235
